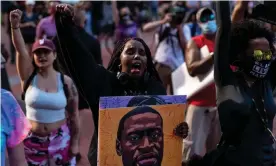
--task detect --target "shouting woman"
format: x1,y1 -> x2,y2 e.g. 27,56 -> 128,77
55,4 -> 189,166
10,9 -> 80,165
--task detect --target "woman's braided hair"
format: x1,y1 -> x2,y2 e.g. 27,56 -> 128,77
107,37 -> 162,82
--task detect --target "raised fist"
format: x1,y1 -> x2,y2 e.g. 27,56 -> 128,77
56,4 -> 74,18
10,9 -> 22,28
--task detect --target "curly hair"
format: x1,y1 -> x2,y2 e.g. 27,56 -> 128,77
107,37 -> 162,82
229,19 -> 275,64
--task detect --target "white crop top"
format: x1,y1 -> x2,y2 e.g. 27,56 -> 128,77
25,73 -> 67,123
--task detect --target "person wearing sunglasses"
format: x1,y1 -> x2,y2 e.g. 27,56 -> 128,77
209,1 -> 276,165
183,7 -> 219,164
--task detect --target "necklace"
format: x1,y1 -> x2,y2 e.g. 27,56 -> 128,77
252,98 -> 276,143
123,89 -> 148,96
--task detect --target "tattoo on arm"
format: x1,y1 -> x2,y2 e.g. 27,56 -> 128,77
70,82 -> 78,98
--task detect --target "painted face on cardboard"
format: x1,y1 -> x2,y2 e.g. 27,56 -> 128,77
116,111 -> 164,166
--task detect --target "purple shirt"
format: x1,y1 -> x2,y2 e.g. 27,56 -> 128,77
115,22 -> 138,41
36,16 -> 57,39
1,89 -> 31,166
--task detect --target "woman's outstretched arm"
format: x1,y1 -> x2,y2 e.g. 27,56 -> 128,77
55,4 -> 107,107
214,1 -> 235,88
10,9 -> 33,83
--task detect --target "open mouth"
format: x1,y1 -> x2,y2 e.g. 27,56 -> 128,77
137,152 -> 158,166
38,59 -> 47,63
130,62 -> 142,74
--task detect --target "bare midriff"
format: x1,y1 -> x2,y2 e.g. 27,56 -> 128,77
29,119 -> 67,136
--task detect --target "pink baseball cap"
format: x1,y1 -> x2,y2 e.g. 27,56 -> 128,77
32,39 -> 56,53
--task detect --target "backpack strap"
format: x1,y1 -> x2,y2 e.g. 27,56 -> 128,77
60,73 -> 69,101
21,69 -> 37,100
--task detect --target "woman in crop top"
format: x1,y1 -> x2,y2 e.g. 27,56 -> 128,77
10,9 -> 80,165
212,1 -> 276,166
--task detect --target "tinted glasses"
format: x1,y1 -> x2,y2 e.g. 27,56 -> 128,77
253,50 -> 274,61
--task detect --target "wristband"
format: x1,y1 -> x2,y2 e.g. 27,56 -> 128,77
11,25 -> 20,29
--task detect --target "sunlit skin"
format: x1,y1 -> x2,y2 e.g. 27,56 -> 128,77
117,112 -> 164,166
120,40 -> 147,79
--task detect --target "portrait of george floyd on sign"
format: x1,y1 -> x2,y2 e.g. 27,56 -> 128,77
98,95 -> 187,166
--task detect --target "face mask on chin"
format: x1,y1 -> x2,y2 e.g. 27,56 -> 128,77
242,57 -> 271,79
121,14 -> 131,23
200,20 -> 217,35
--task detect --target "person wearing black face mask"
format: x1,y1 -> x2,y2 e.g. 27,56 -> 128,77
201,1 -> 276,166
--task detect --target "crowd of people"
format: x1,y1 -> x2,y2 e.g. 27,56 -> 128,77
1,0 -> 276,166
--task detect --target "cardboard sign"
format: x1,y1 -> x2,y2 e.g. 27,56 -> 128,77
98,95 -> 187,166
172,45 -> 214,99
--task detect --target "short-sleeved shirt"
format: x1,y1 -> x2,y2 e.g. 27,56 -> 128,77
115,22 -> 138,42
1,89 -> 31,166
154,23 -> 185,71
36,16 -> 57,39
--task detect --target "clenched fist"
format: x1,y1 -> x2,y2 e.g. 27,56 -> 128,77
10,9 -> 22,28
56,4 -> 74,18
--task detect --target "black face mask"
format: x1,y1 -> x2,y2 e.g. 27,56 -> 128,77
242,56 -> 271,79
120,14 -> 132,23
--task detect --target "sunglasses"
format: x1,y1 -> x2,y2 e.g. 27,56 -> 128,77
253,50 -> 274,61
200,14 -> 215,23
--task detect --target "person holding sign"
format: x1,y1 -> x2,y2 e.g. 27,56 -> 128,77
211,1 -> 276,166
183,7 -> 218,162
55,4 -> 188,166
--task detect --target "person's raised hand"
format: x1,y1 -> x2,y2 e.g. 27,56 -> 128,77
56,4 -> 74,18
162,13 -> 172,24
10,9 -> 22,29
